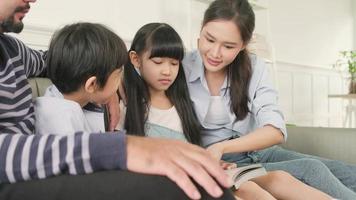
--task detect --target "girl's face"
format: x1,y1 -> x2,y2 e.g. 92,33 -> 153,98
139,51 -> 180,94
198,20 -> 245,74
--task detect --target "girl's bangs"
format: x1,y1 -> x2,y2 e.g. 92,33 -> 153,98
147,27 -> 184,61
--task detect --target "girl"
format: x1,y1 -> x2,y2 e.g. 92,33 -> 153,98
120,22 -> 332,200
183,0 -> 356,199
122,22 -> 201,144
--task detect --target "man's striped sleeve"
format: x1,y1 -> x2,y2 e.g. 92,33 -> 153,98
0,132 -> 127,184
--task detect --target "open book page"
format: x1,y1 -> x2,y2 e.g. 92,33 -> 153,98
225,163 -> 267,189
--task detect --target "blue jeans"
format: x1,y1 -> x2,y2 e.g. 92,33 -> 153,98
222,146 -> 356,200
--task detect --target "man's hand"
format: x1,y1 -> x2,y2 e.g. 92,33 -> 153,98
106,94 -> 120,131
126,136 -> 232,200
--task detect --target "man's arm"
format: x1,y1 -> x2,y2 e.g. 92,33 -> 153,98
8,35 -> 47,77
0,132 -> 231,200
0,132 -> 126,184
126,136 -> 232,199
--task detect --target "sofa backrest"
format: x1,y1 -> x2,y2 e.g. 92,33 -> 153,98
29,78 -> 52,99
283,126 -> 356,164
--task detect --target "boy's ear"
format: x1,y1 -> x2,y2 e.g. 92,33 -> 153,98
129,51 -> 140,69
84,76 -> 98,93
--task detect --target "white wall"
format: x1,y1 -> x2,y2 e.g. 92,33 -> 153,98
269,0 -> 354,67
20,0 -> 277,50
25,0 -> 116,27
20,0 -> 166,46
268,0 -> 355,127
353,0 -> 356,49
20,0 -> 197,49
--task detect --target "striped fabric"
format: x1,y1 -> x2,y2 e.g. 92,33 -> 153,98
0,132 -> 127,184
0,34 -> 127,184
0,132 -> 92,183
0,33 -> 46,135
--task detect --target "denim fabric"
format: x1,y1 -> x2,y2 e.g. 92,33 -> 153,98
221,146 -> 356,200
145,123 -> 187,142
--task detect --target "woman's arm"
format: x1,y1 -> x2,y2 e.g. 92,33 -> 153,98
207,57 -> 286,160
207,125 -> 284,160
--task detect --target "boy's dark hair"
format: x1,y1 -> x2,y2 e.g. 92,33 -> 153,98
47,22 -> 127,94
124,23 -> 201,145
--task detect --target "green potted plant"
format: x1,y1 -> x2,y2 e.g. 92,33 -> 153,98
334,50 -> 356,94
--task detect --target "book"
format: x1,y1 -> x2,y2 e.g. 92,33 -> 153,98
225,163 -> 267,189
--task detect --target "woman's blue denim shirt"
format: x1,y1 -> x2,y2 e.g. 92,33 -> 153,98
182,51 -> 287,147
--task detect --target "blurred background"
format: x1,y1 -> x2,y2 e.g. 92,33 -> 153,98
15,0 -> 356,128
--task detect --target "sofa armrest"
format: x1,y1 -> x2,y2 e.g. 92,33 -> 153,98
282,126 -> 356,164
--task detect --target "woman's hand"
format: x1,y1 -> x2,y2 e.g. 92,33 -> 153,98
220,160 -> 237,170
206,142 -> 225,161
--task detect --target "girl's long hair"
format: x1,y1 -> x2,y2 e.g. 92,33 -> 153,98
203,0 -> 255,120
124,23 -> 201,145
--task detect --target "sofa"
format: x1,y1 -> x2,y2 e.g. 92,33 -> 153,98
29,77 -> 53,99
282,126 -> 356,164
29,78 -> 356,165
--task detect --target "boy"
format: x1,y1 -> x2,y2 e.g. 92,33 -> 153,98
34,22 -> 126,135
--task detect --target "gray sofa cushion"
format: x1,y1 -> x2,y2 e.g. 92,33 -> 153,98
283,126 -> 356,164
29,78 -> 52,99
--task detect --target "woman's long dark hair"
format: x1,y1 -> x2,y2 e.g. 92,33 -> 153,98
203,0 -> 255,120
124,23 -> 201,145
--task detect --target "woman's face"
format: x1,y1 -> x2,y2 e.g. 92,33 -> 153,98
198,20 -> 245,74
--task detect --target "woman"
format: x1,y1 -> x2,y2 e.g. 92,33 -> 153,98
182,0 -> 356,199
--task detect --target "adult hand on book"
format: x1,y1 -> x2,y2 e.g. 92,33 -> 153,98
126,136 -> 232,200
206,142 -> 225,161
220,161 -> 237,170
